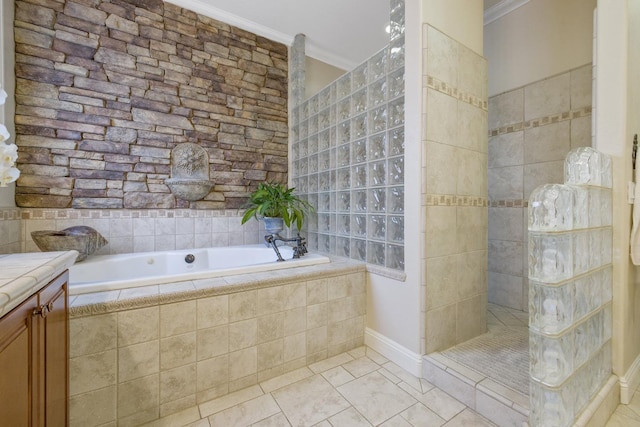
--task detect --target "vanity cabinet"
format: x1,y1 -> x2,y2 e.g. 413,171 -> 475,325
0,271 -> 68,427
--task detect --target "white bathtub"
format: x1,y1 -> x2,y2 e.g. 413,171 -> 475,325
68,244 -> 330,295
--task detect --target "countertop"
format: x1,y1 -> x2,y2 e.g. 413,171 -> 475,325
0,251 -> 78,317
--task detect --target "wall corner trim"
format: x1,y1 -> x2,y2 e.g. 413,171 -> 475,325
619,352 -> 640,404
364,327 -> 422,377
484,0 -> 530,26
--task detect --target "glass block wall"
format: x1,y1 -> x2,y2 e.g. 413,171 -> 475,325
290,0 -> 405,270
528,147 -> 612,427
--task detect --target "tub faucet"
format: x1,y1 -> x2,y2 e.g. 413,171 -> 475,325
264,233 -> 307,262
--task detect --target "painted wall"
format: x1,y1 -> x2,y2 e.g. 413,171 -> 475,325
0,0 -> 16,208
304,57 -> 345,100
484,0 -> 596,96
421,0 -> 483,56
595,0 -> 640,399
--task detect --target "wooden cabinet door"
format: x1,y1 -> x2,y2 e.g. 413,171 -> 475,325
0,293 -> 38,427
39,272 -> 68,427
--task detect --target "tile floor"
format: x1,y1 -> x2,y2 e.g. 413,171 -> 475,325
606,385 -> 640,426
142,346 -> 497,427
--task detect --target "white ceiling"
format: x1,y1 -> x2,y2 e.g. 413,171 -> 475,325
169,1 -> 523,71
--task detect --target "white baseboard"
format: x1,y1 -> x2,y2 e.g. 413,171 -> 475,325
364,328 -> 423,377
620,352 -> 640,403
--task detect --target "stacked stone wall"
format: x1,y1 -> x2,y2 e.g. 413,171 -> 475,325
13,0 -> 288,209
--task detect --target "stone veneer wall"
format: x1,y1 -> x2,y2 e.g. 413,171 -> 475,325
13,0 -> 288,209
68,267 -> 365,426
488,64 -> 592,311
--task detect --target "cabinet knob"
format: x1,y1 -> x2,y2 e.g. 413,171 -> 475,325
33,302 -> 53,318
33,305 -> 47,318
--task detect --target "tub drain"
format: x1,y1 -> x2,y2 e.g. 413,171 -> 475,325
185,254 -> 195,264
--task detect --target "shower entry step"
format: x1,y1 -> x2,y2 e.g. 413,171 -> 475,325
422,325 -> 529,427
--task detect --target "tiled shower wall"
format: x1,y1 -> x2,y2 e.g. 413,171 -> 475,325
422,25 -> 488,353
290,0 -> 405,271
488,64 -> 593,311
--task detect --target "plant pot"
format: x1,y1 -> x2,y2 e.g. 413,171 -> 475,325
264,217 -> 284,234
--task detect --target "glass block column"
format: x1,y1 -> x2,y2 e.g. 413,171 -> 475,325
528,147 -> 612,427
291,0 -> 405,271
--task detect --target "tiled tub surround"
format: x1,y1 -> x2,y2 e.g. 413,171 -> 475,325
0,208 -> 21,254
290,0 -> 406,271
13,0 -> 289,210
11,208 -> 266,255
422,24 -> 489,353
488,64 -> 593,311
67,258 -> 366,426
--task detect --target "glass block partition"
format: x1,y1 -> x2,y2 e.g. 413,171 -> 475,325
528,147 -> 612,427
290,0 -> 405,270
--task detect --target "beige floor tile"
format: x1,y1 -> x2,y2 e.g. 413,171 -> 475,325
348,346 -> 367,359
627,391 -> 640,418
365,348 -> 389,365
321,366 -> 356,388
311,421 -> 332,427
272,374 -> 351,427
443,408 -> 496,426
379,415 -> 413,426
422,387 -> 466,421
606,412 -> 640,426
337,371 -> 417,426
309,352 -> 354,374
139,406 -> 200,426
328,407 -> 372,426
381,361 -> 423,392
342,356 -> 380,378
612,405 -> 640,422
401,402 -> 446,427
378,367 -> 402,384
207,394 -> 281,426
198,384 -> 263,417
260,367 -> 314,393
182,419 -> 210,427
251,412 -> 292,427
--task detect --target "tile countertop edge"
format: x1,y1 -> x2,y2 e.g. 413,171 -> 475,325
0,251 -> 79,318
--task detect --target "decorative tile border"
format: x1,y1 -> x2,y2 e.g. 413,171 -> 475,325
19,208 -> 246,220
489,199 -> 528,208
0,208 -> 21,220
424,194 -> 488,207
425,76 -> 488,111
489,106 -> 592,136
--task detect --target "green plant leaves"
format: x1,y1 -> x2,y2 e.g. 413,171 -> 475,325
241,182 -> 314,230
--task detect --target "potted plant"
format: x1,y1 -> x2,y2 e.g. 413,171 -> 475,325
241,182 -> 314,234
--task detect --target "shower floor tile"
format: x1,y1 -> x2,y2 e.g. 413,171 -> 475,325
422,304 -> 529,427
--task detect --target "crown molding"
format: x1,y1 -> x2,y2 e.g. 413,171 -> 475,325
304,44 -> 355,72
484,0 -> 530,26
166,0 -> 355,71
166,0 -> 294,47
